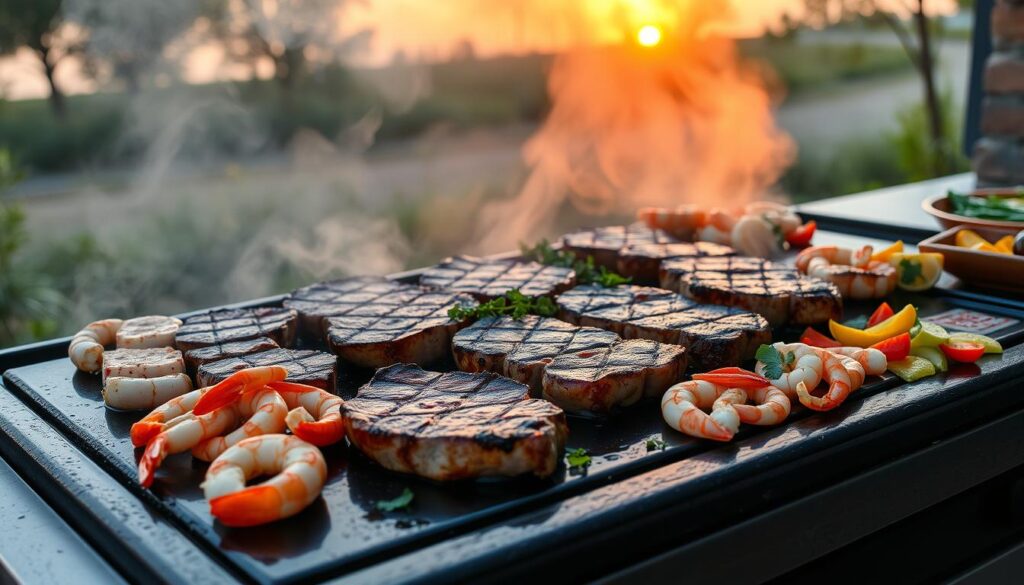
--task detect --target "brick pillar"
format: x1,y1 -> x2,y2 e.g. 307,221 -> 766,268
974,0 -> 1024,185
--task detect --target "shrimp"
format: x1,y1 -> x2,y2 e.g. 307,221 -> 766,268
796,349 -> 855,411
68,318 -> 123,373
192,366 -> 289,416
137,401 -> 240,488
661,380 -> 745,442
202,434 -> 327,527
636,205 -> 706,239
755,342 -> 824,398
731,215 -> 780,258
696,208 -> 737,245
827,346 -> 887,376
734,386 -> 791,425
191,386 -> 288,462
131,387 -> 210,447
103,373 -> 193,411
795,245 -> 897,299
267,381 -> 345,446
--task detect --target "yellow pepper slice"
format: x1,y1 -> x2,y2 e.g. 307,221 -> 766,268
870,240 -> 903,262
829,304 -> 918,348
995,235 -> 1014,254
955,229 -> 988,249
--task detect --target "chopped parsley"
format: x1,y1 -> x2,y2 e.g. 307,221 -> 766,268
521,239 -> 632,288
899,257 -> 923,286
645,437 -> 666,452
448,289 -> 557,321
566,447 -> 591,471
375,488 -> 415,512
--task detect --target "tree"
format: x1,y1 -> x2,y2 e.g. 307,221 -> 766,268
803,0 -> 958,176
0,0 -> 73,118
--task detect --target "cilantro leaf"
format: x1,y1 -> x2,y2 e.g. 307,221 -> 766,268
899,257 -> 923,285
755,344 -> 784,380
645,437 -> 666,452
375,488 -> 414,512
522,239 -> 631,288
448,289 -> 558,322
566,447 -> 591,471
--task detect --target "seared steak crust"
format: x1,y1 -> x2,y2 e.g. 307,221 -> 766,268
660,256 -> 842,326
542,339 -> 686,415
323,288 -> 476,369
175,307 -> 297,351
283,277 -> 411,339
419,255 -> 577,300
182,337 -> 280,378
561,223 -> 678,269
556,285 -> 770,370
617,241 -> 735,284
342,364 -> 568,480
452,316 -> 619,394
197,348 -> 337,390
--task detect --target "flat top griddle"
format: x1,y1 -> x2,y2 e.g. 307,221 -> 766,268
2,230 -> 1024,585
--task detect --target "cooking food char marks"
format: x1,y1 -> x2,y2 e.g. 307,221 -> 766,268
342,364 -> 568,481
197,348 -> 337,391
543,339 -> 686,416
182,337 -> 280,378
660,256 -> 842,327
285,277 -> 477,368
419,255 -> 577,300
617,241 -> 736,284
117,316 -> 183,349
102,347 -> 184,383
100,346 -> 193,410
556,285 -> 770,370
561,223 -> 678,270
175,307 -> 297,352
795,245 -> 898,300
452,315 -> 619,394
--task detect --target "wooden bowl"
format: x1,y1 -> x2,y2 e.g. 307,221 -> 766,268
919,225 -> 1024,292
922,188 -> 1024,231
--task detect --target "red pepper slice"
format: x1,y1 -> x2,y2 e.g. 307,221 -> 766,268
939,341 -> 985,363
869,332 -> 910,361
692,367 -> 771,390
785,220 -> 816,247
800,327 -> 841,348
866,302 -> 895,328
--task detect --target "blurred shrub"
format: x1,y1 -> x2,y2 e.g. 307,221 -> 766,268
781,137 -> 909,202
887,88 -> 969,182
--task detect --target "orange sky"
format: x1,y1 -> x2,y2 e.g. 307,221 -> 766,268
0,0 -> 958,100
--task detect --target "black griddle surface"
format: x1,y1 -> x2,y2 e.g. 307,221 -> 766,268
4,236 -> 1024,584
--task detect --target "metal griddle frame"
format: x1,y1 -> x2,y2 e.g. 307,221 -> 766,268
3,247 -> 1024,584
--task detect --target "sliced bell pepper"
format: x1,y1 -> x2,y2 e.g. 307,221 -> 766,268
870,240 -> 903,263
785,220 -> 816,247
829,304 -> 917,348
870,332 -> 910,361
692,367 -> 770,390
800,327 -> 840,348
939,341 -> 986,363
995,235 -> 1015,254
866,302 -> 894,328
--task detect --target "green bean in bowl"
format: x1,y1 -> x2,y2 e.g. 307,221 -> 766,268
948,190 -> 1024,222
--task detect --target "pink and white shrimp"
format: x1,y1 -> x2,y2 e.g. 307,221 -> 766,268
661,380 -> 745,442
267,381 -> 345,447
755,342 -> 824,398
68,319 -> 123,373
733,386 -> 791,425
795,245 -> 897,299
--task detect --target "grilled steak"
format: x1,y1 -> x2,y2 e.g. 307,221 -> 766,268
556,285 -> 770,370
116,316 -> 182,349
284,277 -> 410,339
542,339 -> 686,415
342,363 -> 568,480
182,337 -> 280,378
197,348 -> 337,390
616,241 -> 735,284
419,255 -> 576,300
452,316 -> 619,394
101,347 -> 184,384
175,307 -> 297,351
660,256 -> 842,326
561,223 -> 678,269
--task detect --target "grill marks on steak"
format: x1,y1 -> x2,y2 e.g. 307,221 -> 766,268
543,340 -> 686,415
616,241 -> 735,284
660,256 -> 842,326
419,255 -> 576,300
342,364 -> 567,480
182,337 -> 280,378
452,316 -> 619,394
175,307 -> 297,351
285,277 -> 477,368
197,348 -> 337,390
561,223 -> 678,269
556,285 -> 770,370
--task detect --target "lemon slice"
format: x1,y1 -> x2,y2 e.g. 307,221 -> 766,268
887,356 -> 936,382
890,253 -> 943,291
871,240 -> 904,262
910,321 -> 950,349
995,235 -> 1014,254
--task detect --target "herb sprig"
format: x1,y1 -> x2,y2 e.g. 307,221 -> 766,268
754,344 -> 794,380
376,488 -> 415,512
566,447 -> 592,474
448,289 -> 557,321
521,239 -> 632,288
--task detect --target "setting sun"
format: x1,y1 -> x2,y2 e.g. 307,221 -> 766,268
636,24 -> 662,47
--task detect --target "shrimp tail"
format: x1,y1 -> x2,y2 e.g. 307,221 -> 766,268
267,380 -> 319,394
210,485 -> 284,527
795,380 -> 841,412
130,421 -> 164,448
288,415 -> 345,447
192,382 -> 245,416
138,435 -> 169,488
